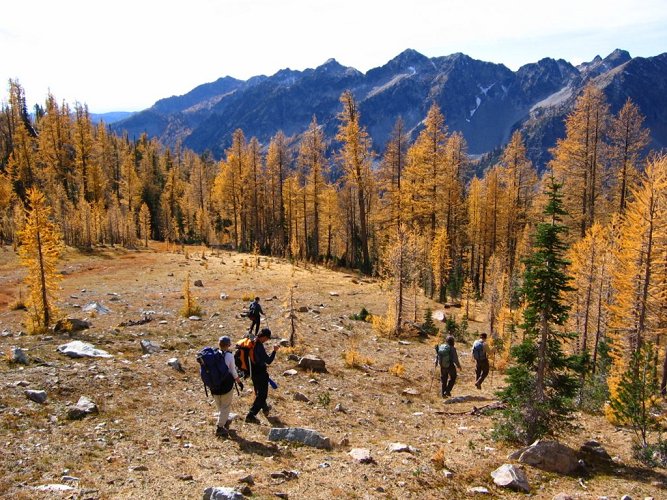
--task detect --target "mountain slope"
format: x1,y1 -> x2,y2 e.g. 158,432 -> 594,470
111,49 -> 667,169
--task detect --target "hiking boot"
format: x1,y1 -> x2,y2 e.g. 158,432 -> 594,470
262,404 -> 272,416
215,426 -> 229,437
475,382 -> 481,390
224,419 -> 232,430
245,414 -> 261,424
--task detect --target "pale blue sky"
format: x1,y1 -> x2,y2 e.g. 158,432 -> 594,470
2,0 -> 666,113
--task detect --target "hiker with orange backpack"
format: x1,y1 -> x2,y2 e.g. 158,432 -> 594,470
245,328 -> 279,424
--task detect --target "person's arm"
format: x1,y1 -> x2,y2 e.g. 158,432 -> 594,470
454,348 -> 462,369
434,345 -> 439,366
224,351 -> 240,382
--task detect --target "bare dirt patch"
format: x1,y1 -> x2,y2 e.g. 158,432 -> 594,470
0,245 -> 665,499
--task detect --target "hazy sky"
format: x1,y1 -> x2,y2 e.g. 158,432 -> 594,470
2,0 -> 666,113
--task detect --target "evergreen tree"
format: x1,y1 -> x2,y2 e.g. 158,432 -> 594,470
495,177 -> 579,444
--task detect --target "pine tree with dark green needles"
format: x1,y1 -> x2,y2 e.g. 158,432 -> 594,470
494,177 -> 581,444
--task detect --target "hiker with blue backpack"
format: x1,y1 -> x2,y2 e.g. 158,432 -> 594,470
247,297 -> 264,336
435,335 -> 462,398
197,336 -> 244,438
472,332 -> 490,389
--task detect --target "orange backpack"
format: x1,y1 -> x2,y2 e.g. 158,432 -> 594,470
234,337 -> 256,377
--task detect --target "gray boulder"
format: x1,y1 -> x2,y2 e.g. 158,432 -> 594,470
82,302 -> 110,314
388,442 -> 417,454
167,357 -> 185,372
202,487 -> 244,500
293,392 -> 310,403
579,440 -> 612,462
140,339 -> 161,354
10,346 -> 29,365
298,355 -> 327,372
268,427 -> 332,450
491,464 -> 530,492
25,390 -> 47,404
511,440 -> 580,475
349,448 -> 374,463
67,396 -> 98,420
54,318 -> 91,333
57,340 -> 112,358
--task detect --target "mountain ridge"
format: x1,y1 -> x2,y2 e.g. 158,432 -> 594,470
111,49 -> 667,168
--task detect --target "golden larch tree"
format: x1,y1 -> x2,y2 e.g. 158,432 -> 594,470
18,187 -> 63,333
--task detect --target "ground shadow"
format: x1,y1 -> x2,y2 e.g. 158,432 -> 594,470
229,431 -> 281,456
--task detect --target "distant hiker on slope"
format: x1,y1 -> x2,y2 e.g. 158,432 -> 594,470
435,335 -> 462,398
247,296 -> 264,337
245,328 -> 279,424
472,332 -> 490,389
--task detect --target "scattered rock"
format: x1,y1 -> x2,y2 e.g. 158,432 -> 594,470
189,316 -> 202,321
333,403 -> 346,413
219,293 -> 229,300
467,486 -> 490,495
298,355 -> 326,372
119,315 -> 152,327
178,474 -> 194,481
237,484 -> 252,496
129,465 -> 149,472
275,493 -> 289,499
57,340 -> 112,358
10,347 -> 29,365
491,464 -> 530,492
293,392 -> 310,403
388,442 -> 417,453
286,354 -> 300,362
67,396 -> 99,420
15,380 -> 30,387
329,291 -> 339,296
25,389 -> 47,404
270,470 -> 299,480
194,280 -> 204,287
443,395 -> 490,404
339,437 -> 350,447
511,440 -> 580,475
552,494 -> 574,500
580,440 -> 612,462
349,448 -> 374,463
297,306 -> 309,313
279,339 -> 291,347
34,484 -> 76,492
203,486 -> 244,500
61,476 -> 79,482
54,318 -> 91,333
140,339 -> 161,354
398,340 -> 411,345
267,427 -> 332,449
442,469 -> 454,479
620,496 -> 632,500
238,475 -> 254,485
402,388 -> 419,396
168,358 -> 185,372
432,310 -> 446,322
82,302 -> 111,314
283,369 -> 298,376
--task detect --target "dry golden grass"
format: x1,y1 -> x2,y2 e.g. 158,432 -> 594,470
0,244 -> 664,499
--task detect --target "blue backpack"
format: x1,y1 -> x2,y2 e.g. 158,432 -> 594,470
196,347 -> 232,396
472,340 -> 486,361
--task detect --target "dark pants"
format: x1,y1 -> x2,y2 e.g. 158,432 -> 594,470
248,315 -> 260,335
440,364 -> 457,396
476,358 -> 490,386
248,368 -> 269,416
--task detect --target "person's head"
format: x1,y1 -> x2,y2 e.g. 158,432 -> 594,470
480,333 -> 487,340
257,328 -> 272,343
218,335 -> 232,350
254,296 -> 260,302
446,335 -> 455,346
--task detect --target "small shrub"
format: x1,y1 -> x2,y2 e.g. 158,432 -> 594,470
9,300 -> 27,311
317,391 -> 331,408
349,307 -> 370,321
343,349 -> 374,369
389,363 -> 405,377
241,293 -> 254,302
430,447 -> 446,469
633,440 -> 667,467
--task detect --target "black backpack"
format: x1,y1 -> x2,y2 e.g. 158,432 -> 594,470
196,347 -> 233,396
248,301 -> 260,318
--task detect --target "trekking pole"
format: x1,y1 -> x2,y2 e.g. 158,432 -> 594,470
428,361 -> 437,392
